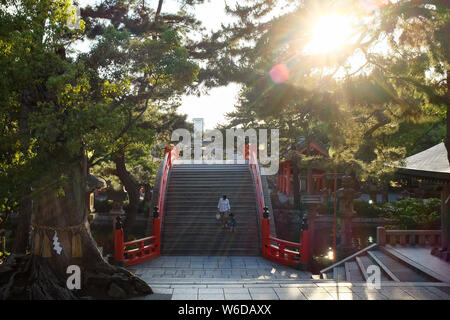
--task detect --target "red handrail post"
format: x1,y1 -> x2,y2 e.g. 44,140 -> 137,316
279,242 -> 285,259
262,207 -> 270,258
114,216 -> 125,262
152,206 -> 161,256
299,230 -> 310,263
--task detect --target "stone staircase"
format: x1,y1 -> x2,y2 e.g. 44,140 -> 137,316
319,244 -> 445,283
161,163 -> 260,255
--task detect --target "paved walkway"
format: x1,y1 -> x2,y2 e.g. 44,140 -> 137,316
128,256 -> 450,300
128,256 -> 311,282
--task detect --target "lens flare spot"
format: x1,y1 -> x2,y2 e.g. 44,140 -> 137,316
358,0 -> 390,13
269,64 -> 290,83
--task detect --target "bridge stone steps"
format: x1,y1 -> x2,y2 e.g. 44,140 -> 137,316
171,165 -> 249,170
164,218 -> 257,224
164,210 -> 258,216
163,223 -> 258,230
345,261 -> 365,282
164,193 -> 255,200
356,255 -> 392,281
167,185 -> 253,191
161,163 -> 260,256
165,205 -> 256,211
168,179 -> 252,184
164,193 -> 256,198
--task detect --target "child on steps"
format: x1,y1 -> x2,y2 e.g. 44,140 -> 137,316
229,213 -> 236,233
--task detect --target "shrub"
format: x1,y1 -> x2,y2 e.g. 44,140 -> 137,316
353,200 -> 383,218
380,198 -> 441,230
94,199 -> 113,213
121,200 -> 150,215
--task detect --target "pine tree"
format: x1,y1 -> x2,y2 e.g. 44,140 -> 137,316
217,0 -> 448,194
0,0 -> 213,299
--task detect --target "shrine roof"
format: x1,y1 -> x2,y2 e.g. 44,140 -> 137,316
396,142 -> 450,182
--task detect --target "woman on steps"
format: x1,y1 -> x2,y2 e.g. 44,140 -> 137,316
217,195 -> 231,228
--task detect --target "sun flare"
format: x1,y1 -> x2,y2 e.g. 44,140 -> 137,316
304,14 -> 355,54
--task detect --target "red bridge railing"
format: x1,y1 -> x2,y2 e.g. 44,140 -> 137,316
114,146 -> 178,266
114,227 -> 158,266
247,144 -> 310,267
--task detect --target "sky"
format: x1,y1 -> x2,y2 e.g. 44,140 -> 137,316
77,0 -> 240,129
163,0 -> 241,129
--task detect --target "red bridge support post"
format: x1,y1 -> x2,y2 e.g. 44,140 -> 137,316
298,215 -> 310,269
261,207 -> 270,258
152,206 -> 161,257
114,216 -> 125,263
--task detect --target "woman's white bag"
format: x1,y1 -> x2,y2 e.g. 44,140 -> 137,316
215,213 -> 221,220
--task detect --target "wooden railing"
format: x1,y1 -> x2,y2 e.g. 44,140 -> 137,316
114,225 -> 159,266
377,227 -> 442,247
248,144 -> 310,266
262,231 -> 310,266
154,145 -> 179,250
114,146 -> 178,266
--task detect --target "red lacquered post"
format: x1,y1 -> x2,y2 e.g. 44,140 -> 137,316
261,207 -> 270,258
152,206 -> 161,256
114,216 -> 125,262
299,230 -> 310,263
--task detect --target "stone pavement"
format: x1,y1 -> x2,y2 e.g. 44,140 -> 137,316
128,256 -> 311,282
127,256 -> 450,300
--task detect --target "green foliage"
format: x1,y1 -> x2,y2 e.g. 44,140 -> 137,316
0,0 -> 89,211
353,200 -> 383,218
0,0 -> 206,218
122,199 -> 150,215
222,1 -> 448,172
380,198 -> 441,230
94,199 -> 113,213
79,1 -> 203,206
353,198 -> 441,228
219,0 -> 439,186
388,115 -> 445,157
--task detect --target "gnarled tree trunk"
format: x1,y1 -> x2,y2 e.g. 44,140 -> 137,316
12,195 -> 32,253
0,156 -> 152,300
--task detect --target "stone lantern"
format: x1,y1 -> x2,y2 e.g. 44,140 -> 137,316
87,174 -> 106,222
106,187 -> 127,233
338,176 -> 361,257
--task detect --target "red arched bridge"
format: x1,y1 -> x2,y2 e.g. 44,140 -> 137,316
114,144 -> 310,267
